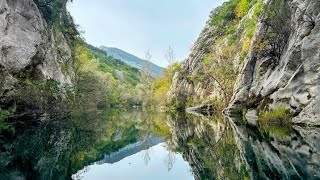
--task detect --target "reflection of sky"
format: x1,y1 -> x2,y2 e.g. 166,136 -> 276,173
73,143 -> 194,180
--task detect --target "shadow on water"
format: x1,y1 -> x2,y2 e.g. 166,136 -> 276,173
0,109 -> 320,180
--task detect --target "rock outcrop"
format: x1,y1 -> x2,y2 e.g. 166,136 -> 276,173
168,0 -> 260,110
169,0 -> 320,125
0,0 -> 77,114
229,0 -> 320,125
168,25 -> 220,108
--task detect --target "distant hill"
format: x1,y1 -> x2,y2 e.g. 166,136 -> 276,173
86,44 -> 141,86
100,46 -> 163,76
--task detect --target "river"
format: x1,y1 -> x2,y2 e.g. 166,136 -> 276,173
0,109 -> 319,179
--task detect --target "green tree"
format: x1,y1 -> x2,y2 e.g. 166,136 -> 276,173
235,0 -> 250,18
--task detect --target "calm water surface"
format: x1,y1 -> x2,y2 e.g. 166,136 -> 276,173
1,109 -> 319,179
73,143 -> 193,180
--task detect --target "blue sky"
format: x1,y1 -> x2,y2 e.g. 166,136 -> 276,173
68,0 -> 226,67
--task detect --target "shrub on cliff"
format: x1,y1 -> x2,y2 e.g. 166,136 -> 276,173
258,107 -> 292,126
235,0 -> 250,18
257,0 -> 292,63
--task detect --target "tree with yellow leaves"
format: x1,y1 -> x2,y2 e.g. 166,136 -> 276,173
235,0 -> 250,18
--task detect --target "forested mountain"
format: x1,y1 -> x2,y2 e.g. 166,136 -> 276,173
100,46 -> 163,76
86,44 -> 141,86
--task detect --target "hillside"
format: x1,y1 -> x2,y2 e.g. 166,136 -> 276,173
100,46 -> 163,76
86,44 -> 141,86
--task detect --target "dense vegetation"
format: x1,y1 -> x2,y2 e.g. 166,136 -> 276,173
151,63 -> 181,109
86,45 -> 141,86
71,40 -> 143,111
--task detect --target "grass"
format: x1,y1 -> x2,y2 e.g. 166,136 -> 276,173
258,107 -> 291,125
260,125 -> 292,139
258,107 -> 293,139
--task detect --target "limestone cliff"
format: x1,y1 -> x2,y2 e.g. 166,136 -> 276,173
0,0 -> 77,115
169,0 -> 320,125
230,0 -> 320,126
168,0 -> 262,109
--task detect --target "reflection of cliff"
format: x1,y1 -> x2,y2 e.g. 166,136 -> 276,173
96,135 -> 163,164
167,113 -> 248,180
232,120 -> 320,179
167,113 -> 320,180
0,121 -> 74,180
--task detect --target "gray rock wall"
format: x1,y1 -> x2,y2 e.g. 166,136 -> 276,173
229,0 -> 320,125
169,0 -> 320,125
0,0 -> 76,111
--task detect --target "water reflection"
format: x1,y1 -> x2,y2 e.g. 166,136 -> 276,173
73,143 -> 193,180
167,112 -> 320,180
0,109 -> 319,180
167,113 -> 249,180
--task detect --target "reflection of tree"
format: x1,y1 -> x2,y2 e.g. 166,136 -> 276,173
72,166 -> 90,180
140,138 -> 154,166
164,149 -> 176,171
165,112 -> 248,180
142,148 -> 152,166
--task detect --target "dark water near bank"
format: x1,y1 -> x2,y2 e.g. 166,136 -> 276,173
0,109 -> 320,180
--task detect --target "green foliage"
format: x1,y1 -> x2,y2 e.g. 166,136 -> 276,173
151,63 -> 182,109
253,0 -> 263,19
71,42 -> 142,110
258,105 -> 293,140
258,107 -> 292,126
239,51 -> 248,63
260,124 -> 292,140
37,0 -> 70,23
208,0 -> 257,37
244,18 -> 257,38
256,0 -> 292,61
209,0 -> 239,26
14,78 -> 69,117
235,0 -> 251,18
167,0 -> 263,110
86,44 -> 140,86
199,44 -> 239,110
226,26 -> 236,35
0,111 -> 12,133
36,0 -> 78,38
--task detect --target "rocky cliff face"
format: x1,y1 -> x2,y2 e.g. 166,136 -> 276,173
0,0 -> 77,115
168,26 -> 217,108
169,0 -> 320,125
230,0 -> 320,126
168,0 -> 260,109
